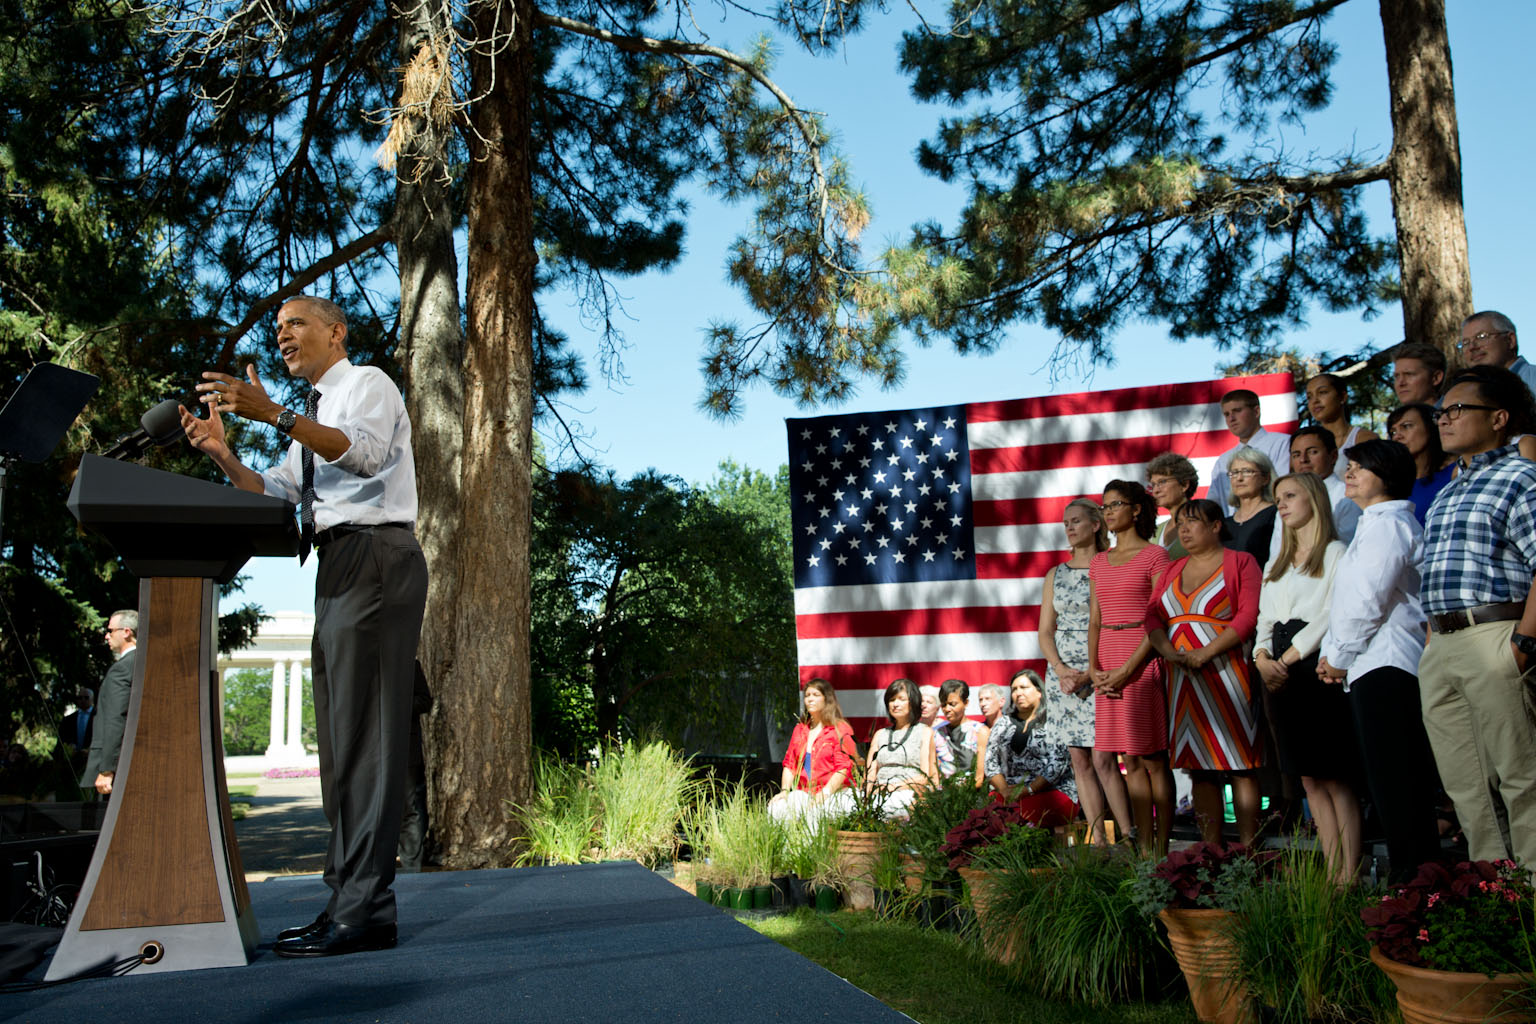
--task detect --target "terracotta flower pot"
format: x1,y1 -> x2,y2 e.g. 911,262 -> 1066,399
835,829 -> 884,910
1370,946 -> 1535,1024
1158,907 -> 1253,1024
898,853 -> 924,893
958,866 -> 1017,965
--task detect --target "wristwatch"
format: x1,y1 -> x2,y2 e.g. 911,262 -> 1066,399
1513,633 -> 1536,657
275,408 -> 297,434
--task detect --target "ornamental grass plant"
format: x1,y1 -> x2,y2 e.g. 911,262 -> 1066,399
509,750 -> 599,866
1229,842 -> 1395,1024
589,738 -> 699,867
989,845 -> 1175,1006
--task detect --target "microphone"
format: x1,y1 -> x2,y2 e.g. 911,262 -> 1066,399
103,399 -> 188,460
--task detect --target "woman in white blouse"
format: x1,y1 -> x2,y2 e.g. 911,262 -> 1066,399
1253,473 -> 1357,883
1317,440 -> 1442,884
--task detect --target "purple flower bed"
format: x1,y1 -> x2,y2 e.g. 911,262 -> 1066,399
263,767 -> 321,779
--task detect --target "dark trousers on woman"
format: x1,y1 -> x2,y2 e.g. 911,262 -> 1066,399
1347,666 -> 1441,883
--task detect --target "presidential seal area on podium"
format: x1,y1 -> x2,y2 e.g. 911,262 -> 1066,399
47,453 -> 298,978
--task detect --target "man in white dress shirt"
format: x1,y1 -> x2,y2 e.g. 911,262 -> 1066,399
1207,388 -> 1294,510
1287,427 -> 1362,542
181,295 -> 428,958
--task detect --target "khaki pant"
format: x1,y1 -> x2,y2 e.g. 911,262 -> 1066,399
1419,620 -> 1536,866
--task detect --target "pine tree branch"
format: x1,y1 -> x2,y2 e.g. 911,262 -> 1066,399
534,10 -> 830,221
213,223 -> 395,364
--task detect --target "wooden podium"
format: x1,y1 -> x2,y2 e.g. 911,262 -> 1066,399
47,455 -> 298,977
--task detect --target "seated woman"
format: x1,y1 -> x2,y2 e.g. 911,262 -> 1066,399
983,669 -> 1079,827
857,678 -> 938,821
932,678 -> 988,786
768,678 -> 856,824
1146,500 -> 1265,845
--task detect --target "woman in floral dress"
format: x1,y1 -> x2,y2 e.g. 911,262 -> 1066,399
1039,497 -> 1122,843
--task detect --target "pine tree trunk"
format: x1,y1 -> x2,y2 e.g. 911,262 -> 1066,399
426,0 -> 536,866
1380,0 -> 1472,364
391,3 -> 470,862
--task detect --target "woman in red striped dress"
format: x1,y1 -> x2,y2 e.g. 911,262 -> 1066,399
1088,480 -> 1174,855
1146,499 -> 1264,845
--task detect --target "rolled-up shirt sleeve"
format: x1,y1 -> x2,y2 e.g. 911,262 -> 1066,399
261,442 -> 302,503
328,372 -> 404,478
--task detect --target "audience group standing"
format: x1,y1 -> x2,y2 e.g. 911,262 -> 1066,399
779,310 -> 1536,884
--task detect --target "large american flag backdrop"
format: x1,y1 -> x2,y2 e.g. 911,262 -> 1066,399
786,372 -> 1298,740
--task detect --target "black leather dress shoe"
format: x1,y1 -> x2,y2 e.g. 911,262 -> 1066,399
275,921 -> 397,959
275,911 -> 331,943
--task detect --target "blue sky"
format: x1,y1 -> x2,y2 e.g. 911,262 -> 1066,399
236,1 -> 1536,612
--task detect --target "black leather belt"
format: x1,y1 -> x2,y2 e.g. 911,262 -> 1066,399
1102,622 -> 1145,631
1429,602 -> 1525,635
314,522 -> 413,549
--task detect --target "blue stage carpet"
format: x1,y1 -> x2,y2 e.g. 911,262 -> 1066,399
8,862 -> 911,1023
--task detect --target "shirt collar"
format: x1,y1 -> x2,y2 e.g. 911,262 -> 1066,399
313,358 -> 354,392
1458,440 -> 1521,474
1360,498 -> 1414,520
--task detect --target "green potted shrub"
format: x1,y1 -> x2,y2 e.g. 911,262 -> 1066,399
939,802 -> 1057,962
1131,841 -> 1275,1024
895,772 -> 986,887
1362,858 -> 1535,1024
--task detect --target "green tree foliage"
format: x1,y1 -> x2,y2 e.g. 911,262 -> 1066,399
889,0 -> 1458,368
531,462 -> 796,751
0,0 -> 262,745
221,667 -> 314,756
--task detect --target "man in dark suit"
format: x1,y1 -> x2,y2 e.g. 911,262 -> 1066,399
82,610 -> 137,796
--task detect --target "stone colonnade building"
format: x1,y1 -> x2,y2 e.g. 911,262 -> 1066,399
217,609 -> 315,764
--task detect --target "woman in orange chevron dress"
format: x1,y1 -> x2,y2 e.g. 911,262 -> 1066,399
1147,499 -> 1264,845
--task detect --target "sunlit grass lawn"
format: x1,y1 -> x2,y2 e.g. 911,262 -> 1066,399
747,909 -> 1196,1024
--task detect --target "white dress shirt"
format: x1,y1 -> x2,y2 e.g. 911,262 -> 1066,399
1319,500 -> 1426,690
1255,541 -> 1345,659
261,359 -> 418,530
1208,427 -> 1294,509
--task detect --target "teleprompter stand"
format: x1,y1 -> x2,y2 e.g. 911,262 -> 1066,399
47,454 -> 298,977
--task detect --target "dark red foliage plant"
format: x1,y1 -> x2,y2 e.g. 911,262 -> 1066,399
1361,858 -> 1534,976
940,802 -> 1033,870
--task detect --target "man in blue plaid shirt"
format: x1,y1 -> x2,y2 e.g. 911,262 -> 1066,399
1419,365 -> 1536,871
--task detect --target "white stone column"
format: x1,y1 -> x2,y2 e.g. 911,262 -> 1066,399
285,660 -> 306,759
264,660 -> 287,757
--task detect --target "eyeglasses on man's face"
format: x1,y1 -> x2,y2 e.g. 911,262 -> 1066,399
1455,329 -> 1511,351
1433,403 -> 1500,423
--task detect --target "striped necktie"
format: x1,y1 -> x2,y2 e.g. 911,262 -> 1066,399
298,388 -> 321,564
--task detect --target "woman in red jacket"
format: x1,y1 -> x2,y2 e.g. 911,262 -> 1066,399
1146,500 -> 1264,844
769,678 -> 857,824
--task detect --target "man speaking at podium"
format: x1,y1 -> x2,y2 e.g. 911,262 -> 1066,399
180,295 -> 428,958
